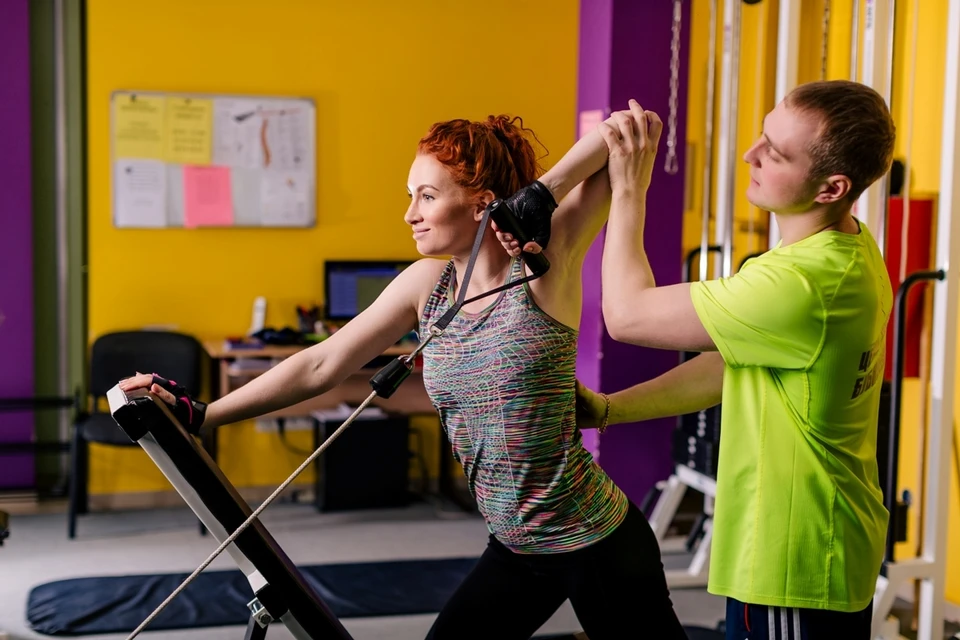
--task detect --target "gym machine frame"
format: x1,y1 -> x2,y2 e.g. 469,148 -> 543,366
871,0 -> 960,637
108,385 -> 354,640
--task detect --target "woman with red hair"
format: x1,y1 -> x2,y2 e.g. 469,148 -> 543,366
121,107 -> 684,639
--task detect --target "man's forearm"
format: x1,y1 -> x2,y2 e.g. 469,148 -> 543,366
537,127 -> 609,202
608,351 -> 724,425
601,190 -> 656,328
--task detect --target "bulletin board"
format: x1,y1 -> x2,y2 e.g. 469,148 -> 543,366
110,90 -> 316,228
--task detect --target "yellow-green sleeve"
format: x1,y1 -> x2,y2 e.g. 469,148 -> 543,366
689,261 -> 826,370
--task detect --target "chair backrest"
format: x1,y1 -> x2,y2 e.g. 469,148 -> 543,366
89,331 -> 203,399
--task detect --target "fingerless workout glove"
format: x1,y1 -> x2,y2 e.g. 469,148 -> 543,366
499,180 -> 558,250
151,374 -> 207,436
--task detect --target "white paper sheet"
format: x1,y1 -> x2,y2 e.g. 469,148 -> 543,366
260,102 -> 311,171
114,159 -> 167,227
212,98 -> 264,169
260,169 -> 311,226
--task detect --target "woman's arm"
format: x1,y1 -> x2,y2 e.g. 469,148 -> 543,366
120,259 -> 442,430
536,125 -> 610,205
496,109 -> 631,261
577,352 -> 725,429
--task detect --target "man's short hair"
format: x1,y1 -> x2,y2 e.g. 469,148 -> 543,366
786,80 -> 897,202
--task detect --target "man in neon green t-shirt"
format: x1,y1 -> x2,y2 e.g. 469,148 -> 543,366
579,82 -> 894,639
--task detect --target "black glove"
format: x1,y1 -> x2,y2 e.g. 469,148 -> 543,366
498,180 -> 558,250
151,374 -> 207,436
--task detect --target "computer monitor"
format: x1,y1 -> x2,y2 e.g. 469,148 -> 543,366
324,260 -> 413,320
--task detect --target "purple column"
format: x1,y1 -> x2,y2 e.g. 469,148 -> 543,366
576,0 -> 690,504
0,0 -> 35,490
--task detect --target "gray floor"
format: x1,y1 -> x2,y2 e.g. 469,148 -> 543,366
0,500 -> 726,640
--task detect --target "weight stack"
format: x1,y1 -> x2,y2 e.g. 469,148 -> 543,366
678,404 -> 721,442
671,405 -> 721,477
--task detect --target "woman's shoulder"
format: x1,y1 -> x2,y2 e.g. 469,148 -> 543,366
402,258 -> 450,284
398,258 -> 452,317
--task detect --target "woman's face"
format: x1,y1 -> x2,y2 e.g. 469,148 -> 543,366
404,154 -> 486,258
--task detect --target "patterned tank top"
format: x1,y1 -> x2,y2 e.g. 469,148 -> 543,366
419,258 -> 628,554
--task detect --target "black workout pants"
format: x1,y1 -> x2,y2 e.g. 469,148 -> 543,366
724,598 -> 873,640
425,502 -> 688,640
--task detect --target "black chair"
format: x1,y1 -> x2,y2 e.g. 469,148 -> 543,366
68,330 -> 204,539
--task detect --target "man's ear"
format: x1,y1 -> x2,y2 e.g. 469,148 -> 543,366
473,189 -> 497,221
815,174 -> 852,204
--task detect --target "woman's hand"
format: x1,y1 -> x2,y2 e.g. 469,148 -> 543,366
118,372 -> 177,404
597,99 -> 663,195
493,218 -> 541,257
575,380 -> 608,430
490,180 -> 557,257
118,372 -> 207,435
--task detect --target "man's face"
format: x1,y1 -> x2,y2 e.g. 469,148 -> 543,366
743,101 -> 824,214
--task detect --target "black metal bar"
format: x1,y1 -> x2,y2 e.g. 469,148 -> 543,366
682,245 -> 723,284
886,269 -> 945,563
111,392 -> 353,639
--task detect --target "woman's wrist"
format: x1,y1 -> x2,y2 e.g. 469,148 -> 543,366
598,392 -> 611,434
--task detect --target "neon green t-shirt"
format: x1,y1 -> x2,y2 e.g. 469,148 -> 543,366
690,220 -> 892,612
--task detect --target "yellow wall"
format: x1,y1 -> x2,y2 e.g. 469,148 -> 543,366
86,0 -> 580,493
684,0 -> 960,607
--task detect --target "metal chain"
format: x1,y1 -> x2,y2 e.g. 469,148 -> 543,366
821,0 -> 831,80
664,0 -> 682,175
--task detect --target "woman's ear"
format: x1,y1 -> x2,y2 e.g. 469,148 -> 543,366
473,189 -> 497,221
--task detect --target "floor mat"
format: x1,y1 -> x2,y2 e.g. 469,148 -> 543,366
27,557 -> 477,635
26,556 -> 727,638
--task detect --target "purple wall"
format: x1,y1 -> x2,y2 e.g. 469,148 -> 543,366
0,0 -> 35,489
574,0 -> 614,460
576,0 -> 690,503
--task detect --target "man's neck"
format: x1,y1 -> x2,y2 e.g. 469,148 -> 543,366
773,207 -> 857,247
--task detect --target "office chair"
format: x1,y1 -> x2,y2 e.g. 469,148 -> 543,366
68,330 -> 204,539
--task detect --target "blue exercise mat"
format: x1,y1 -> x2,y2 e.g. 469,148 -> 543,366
26,556 -> 725,638
27,557 -> 478,636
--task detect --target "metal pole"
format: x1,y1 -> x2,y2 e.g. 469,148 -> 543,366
714,0 -> 741,278
769,0 -> 802,250
916,1 -> 960,636
851,0 -> 861,80
53,0 -> 70,480
856,0 -> 894,256
700,0 -> 718,282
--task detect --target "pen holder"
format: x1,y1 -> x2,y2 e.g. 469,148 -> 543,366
296,304 -> 320,334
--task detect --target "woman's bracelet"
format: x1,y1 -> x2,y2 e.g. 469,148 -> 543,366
598,393 -> 611,434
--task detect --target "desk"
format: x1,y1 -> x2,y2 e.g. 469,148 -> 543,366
201,339 -> 472,511
203,340 -> 435,417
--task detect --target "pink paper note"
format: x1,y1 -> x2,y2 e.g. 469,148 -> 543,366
578,109 -> 605,139
183,165 -> 233,227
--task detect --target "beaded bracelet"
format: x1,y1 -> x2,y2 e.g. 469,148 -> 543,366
598,393 -> 611,434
